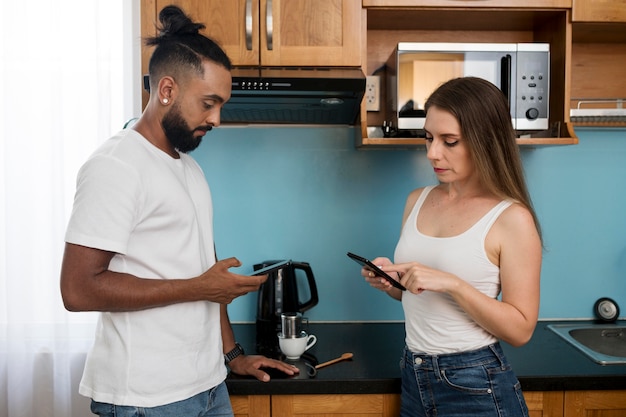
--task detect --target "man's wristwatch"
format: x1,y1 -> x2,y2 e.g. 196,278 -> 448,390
224,342 -> 244,364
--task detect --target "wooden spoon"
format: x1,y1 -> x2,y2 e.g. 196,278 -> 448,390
315,352 -> 354,369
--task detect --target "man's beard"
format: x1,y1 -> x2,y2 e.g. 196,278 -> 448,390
161,104 -> 210,154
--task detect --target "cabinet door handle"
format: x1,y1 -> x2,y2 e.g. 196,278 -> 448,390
266,0 -> 273,51
245,0 -> 253,50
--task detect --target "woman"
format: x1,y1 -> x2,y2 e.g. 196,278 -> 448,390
363,77 -> 542,417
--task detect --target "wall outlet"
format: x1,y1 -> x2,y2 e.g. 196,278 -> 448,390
366,75 -> 381,111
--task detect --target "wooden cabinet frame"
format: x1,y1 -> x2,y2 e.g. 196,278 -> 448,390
358,4 -> 579,147
358,0 -> 626,147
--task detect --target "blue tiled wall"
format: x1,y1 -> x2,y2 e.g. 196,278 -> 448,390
193,126 -> 626,322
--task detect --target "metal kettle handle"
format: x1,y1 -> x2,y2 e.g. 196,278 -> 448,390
291,261 -> 318,312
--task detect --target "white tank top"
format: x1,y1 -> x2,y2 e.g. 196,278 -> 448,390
394,186 -> 512,354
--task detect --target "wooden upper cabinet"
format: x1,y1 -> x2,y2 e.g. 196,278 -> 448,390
153,0 -> 259,65
261,0 -> 361,66
149,0 -> 361,67
362,0 -> 572,8
572,0 -> 626,22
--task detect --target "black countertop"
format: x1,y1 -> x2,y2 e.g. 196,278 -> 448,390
226,320 -> 626,396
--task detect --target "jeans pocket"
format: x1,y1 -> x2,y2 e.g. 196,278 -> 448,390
91,400 -> 144,417
90,400 -> 116,417
441,366 -> 492,394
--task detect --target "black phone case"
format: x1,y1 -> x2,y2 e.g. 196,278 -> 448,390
347,252 -> 406,291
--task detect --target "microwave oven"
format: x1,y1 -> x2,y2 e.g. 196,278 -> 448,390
385,42 -> 550,132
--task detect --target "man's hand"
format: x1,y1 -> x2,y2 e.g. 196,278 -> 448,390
194,257 -> 269,304
228,354 -> 299,382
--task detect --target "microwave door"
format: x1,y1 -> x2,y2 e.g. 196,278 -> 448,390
463,50 -> 517,128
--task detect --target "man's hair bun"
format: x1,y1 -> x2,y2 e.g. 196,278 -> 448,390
144,4 -> 232,81
147,5 -> 206,46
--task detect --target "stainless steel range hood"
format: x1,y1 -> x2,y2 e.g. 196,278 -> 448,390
223,67 -> 366,125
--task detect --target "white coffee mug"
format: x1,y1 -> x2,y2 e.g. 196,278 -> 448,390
278,333 -> 317,359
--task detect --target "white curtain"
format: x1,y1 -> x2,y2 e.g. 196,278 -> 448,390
0,1 -> 141,416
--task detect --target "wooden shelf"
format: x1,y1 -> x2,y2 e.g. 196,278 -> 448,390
357,122 -> 578,148
357,137 -> 579,148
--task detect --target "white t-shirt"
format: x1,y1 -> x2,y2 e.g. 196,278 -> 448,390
65,129 -> 226,407
395,186 -> 512,355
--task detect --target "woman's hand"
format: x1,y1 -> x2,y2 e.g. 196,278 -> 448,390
382,262 -> 459,295
361,257 -> 403,300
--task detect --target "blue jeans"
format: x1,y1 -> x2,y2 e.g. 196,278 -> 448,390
400,343 -> 529,417
90,381 -> 233,417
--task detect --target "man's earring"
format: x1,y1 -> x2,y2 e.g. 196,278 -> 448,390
162,98 -> 169,104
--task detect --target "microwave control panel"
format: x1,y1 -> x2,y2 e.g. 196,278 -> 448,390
515,50 -> 550,131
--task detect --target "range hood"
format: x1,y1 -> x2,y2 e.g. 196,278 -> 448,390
223,67 -> 365,125
143,67 -> 366,125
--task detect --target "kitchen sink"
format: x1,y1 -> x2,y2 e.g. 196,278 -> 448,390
548,323 -> 626,365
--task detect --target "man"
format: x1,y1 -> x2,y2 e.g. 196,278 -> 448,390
60,5 -> 297,416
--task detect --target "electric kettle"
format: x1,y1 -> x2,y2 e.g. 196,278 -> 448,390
254,260 -> 319,356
